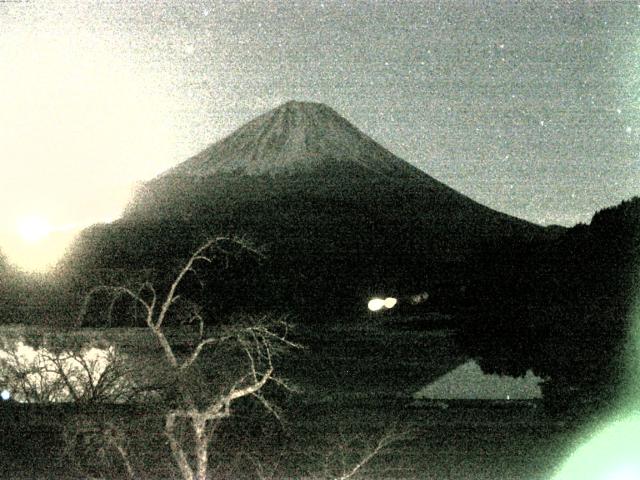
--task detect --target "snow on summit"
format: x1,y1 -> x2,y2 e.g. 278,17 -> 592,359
165,100 -> 426,179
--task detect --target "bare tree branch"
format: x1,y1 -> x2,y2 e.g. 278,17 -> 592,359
334,430 -> 406,480
44,354 -> 81,402
180,335 -> 233,371
155,238 -> 220,330
251,392 -> 282,422
78,285 -> 153,327
104,423 -> 136,480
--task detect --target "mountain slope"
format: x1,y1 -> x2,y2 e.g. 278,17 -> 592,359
163,100 -> 430,179
127,100 -> 538,237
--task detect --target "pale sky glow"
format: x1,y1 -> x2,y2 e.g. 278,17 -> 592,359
1,1 -> 638,271
0,3 -> 183,271
6,215 -> 117,272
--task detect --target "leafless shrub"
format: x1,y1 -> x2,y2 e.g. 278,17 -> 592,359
0,340 -> 137,404
5,237 -> 402,479
75,237 -> 300,480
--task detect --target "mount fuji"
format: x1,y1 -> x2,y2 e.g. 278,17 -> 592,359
69,101 -> 547,310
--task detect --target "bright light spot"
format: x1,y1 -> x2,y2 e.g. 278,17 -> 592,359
17,216 -> 52,244
1,390 -> 10,401
552,414 -> 640,479
368,298 -> 386,312
384,297 -> 398,309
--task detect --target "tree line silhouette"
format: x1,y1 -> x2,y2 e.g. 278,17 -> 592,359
457,197 -> 639,414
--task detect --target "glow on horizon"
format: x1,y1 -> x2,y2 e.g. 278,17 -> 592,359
552,414 -> 640,480
2,215 -> 120,273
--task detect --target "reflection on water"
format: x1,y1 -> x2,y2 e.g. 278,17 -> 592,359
0,341 -> 129,403
414,359 -> 543,400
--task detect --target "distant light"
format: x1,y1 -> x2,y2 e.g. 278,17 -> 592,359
368,298 -> 385,312
410,292 -> 429,305
1,390 -> 10,401
384,297 -> 398,309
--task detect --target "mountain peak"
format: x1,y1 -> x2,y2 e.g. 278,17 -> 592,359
278,99 -> 330,111
274,99 -> 339,113
163,101 -> 424,178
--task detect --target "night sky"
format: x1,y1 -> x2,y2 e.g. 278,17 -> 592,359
1,1 -> 639,270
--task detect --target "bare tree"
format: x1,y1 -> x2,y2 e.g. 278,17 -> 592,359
248,429 -> 408,480
0,238 -> 403,479
77,237 -> 300,480
332,430 -> 407,480
0,343 -> 68,402
0,339 -> 136,404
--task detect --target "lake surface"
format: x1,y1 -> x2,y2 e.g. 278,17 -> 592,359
0,322 -> 582,478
